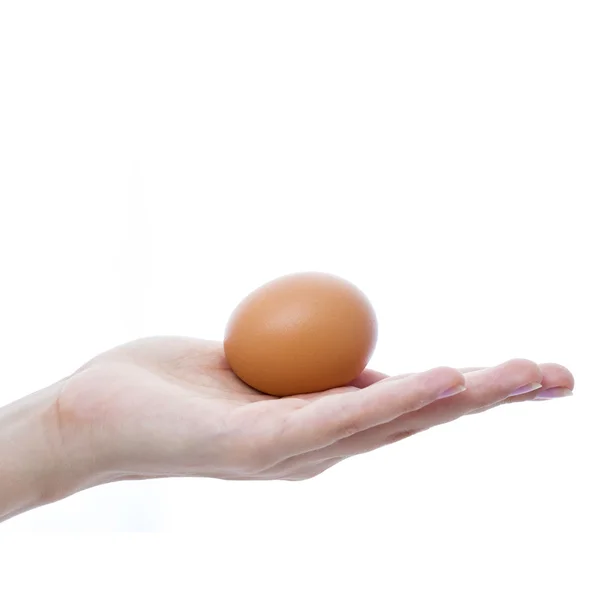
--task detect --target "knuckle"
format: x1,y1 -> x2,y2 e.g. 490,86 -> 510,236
507,358 -> 541,380
427,366 -> 460,381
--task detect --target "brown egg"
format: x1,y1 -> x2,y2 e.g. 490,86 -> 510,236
224,272 -> 378,396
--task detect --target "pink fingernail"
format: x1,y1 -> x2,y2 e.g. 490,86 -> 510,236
508,382 -> 543,397
437,384 -> 466,399
535,387 -> 574,399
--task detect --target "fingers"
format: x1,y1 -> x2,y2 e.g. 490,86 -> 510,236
264,362 -> 573,477
278,359 -> 543,467
264,359 -> 574,479
395,359 -> 543,429
350,364 -> 573,392
278,367 -> 465,458
468,362 -> 575,413
500,362 -> 574,403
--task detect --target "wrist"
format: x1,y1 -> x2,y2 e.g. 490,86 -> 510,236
0,380 -> 103,522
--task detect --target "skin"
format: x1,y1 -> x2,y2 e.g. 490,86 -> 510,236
0,336 -> 574,523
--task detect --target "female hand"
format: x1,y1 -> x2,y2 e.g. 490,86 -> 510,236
53,336 -> 574,489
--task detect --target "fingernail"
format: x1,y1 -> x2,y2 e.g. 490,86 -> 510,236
508,382 -> 543,397
437,384 -> 466,399
535,387 -> 574,399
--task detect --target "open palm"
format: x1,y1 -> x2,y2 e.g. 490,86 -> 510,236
57,336 -> 574,484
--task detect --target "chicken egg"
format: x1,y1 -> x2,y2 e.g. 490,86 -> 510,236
224,272 -> 378,396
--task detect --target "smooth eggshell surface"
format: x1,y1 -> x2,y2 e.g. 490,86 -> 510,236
224,272 -> 378,396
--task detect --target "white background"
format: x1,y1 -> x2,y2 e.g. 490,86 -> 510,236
0,1 -> 598,598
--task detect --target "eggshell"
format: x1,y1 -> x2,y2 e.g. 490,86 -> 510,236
224,272 -> 378,396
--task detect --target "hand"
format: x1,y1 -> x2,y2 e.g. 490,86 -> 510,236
54,336 -> 574,487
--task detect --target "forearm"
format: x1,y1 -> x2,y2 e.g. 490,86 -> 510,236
0,381 -> 95,523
